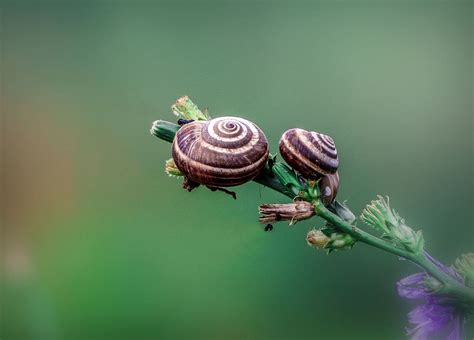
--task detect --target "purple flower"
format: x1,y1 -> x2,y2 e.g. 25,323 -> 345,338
397,255 -> 466,340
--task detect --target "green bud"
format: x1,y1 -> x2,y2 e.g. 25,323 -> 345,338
324,232 -> 356,251
306,229 -> 330,249
455,253 -> 474,288
165,158 -> 183,177
171,96 -> 210,121
306,228 -> 355,252
360,195 -> 396,234
150,120 -> 180,143
360,195 -> 424,254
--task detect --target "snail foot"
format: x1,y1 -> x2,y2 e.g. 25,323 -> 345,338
182,177 -> 200,192
206,186 -> 237,200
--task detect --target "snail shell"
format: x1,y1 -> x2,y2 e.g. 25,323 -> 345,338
172,116 -> 269,187
279,128 -> 339,179
318,171 -> 340,206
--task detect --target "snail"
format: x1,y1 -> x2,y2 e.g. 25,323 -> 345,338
279,128 -> 339,180
172,116 -> 269,188
318,171 -> 340,206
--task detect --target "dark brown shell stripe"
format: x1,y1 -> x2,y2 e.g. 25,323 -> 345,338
319,171 -> 340,206
172,117 -> 269,187
279,128 -> 339,179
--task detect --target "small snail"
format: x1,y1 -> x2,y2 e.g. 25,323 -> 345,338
318,171 -> 340,206
279,128 -> 339,180
172,116 -> 269,187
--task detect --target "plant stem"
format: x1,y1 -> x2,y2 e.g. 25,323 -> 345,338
253,164 -> 296,199
150,118 -> 474,307
315,200 -> 474,308
415,253 -> 474,308
315,201 -> 410,258
150,120 -> 413,258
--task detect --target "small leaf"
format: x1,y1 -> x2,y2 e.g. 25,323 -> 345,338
272,162 -> 302,194
267,154 -> 278,173
321,227 -> 334,237
414,231 -> 425,254
332,200 -> 356,224
380,233 -> 394,241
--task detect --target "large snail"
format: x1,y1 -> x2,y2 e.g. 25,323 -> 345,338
172,116 -> 269,187
280,128 -> 340,205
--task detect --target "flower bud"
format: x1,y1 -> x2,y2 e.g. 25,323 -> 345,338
165,158 -> 183,177
306,229 -> 330,248
150,120 -> 180,143
455,253 -> 474,288
326,233 -> 356,250
171,96 -> 210,121
259,201 -> 315,225
307,228 -> 356,252
360,195 -> 424,254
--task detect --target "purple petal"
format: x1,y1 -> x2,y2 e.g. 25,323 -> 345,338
398,254 -> 466,340
397,272 -> 428,299
398,285 -> 428,299
410,327 -> 432,340
406,303 -> 461,340
447,316 -> 463,340
407,305 -> 431,324
399,272 -> 426,285
407,304 -> 450,324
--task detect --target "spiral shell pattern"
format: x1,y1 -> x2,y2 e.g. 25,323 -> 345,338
318,172 -> 340,206
279,128 -> 339,179
172,116 -> 269,187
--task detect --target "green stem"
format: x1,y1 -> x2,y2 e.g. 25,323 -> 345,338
315,201 -> 409,258
150,120 -> 413,259
150,118 -> 474,308
253,165 -> 296,199
416,253 -> 474,309
315,201 -> 474,308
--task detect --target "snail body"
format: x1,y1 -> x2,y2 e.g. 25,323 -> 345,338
279,128 -> 339,180
172,116 -> 269,187
318,171 -> 340,206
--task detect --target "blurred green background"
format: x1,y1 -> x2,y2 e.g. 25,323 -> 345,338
1,1 -> 473,339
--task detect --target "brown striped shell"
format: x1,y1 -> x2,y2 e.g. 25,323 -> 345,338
172,116 -> 269,187
279,128 -> 339,180
318,171 -> 340,206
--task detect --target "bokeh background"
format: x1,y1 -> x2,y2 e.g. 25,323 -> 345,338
1,1 -> 473,339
